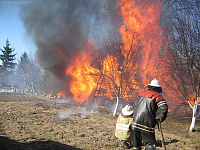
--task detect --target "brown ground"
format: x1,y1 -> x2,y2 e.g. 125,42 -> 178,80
0,94 -> 199,150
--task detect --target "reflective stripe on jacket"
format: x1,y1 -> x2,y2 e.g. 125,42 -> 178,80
115,114 -> 134,140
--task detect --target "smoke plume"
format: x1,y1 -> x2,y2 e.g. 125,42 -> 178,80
19,0 -> 119,95
20,0 -> 99,68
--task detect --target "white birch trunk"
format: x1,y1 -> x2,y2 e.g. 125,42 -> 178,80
189,97 -> 199,132
113,96 -> 119,116
189,109 -> 197,132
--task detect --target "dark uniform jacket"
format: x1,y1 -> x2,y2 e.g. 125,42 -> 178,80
133,89 -> 168,133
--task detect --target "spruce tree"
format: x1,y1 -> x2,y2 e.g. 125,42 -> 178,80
0,39 -> 17,70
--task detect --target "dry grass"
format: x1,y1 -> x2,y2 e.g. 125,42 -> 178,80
0,94 -> 200,150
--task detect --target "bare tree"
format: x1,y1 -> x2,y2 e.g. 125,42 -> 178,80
98,33 -> 141,116
161,0 -> 200,132
16,52 -> 46,94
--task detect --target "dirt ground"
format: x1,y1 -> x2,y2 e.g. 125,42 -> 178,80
0,94 -> 200,150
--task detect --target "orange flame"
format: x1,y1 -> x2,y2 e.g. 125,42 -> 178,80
41,108 -> 49,113
57,0 -> 164,103
118,0 -> 163,82
55,0 -> 184,109
65,49 -> 99,103
98,105 -> 105,109
57,91 -> 65,99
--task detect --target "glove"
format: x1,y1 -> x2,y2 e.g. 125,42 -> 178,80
155,118 -> 161,125
160,113 -> 167,123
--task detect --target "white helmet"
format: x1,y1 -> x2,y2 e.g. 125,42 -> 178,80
122,104 -> 134,116
148,79 -> 161,87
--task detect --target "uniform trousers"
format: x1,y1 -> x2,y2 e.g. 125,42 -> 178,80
133,129 -> 156,150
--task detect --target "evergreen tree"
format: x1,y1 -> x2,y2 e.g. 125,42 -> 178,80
0,39 -> 17,70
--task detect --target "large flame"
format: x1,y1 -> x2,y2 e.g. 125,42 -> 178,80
65,43 -> 99,103
57,0 -> 164,102
118,0 -> 163,82
56,0 -> 183,109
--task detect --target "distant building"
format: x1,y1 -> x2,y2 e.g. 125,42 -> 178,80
0,86 -> 14,93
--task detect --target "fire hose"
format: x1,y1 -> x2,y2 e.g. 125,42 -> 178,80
157,121 -> 166,150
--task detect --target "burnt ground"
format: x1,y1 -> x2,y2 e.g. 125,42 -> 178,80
0,94 -> 200,150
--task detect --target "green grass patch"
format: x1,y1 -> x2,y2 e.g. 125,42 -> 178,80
190,140 -> 199,144
195,127 -> 200,131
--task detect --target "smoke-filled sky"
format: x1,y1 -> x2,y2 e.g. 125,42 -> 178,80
16,0 -> 120,95
19,0 -> 118,70
0,0 -> 116,63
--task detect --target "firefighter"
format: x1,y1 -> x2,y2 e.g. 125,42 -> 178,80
132,79 -> 168,150
115,104 -> 134,149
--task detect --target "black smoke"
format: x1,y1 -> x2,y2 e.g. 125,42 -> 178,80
19,0 -> 120,95
20,0 -> 101,69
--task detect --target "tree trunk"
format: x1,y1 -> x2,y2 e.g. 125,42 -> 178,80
31,82 -> 35,94
189,108 -> 197,132
113,96 -> 119,116
189,99 -> 199,132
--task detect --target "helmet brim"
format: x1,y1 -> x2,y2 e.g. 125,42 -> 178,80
148,84 -> 161,87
